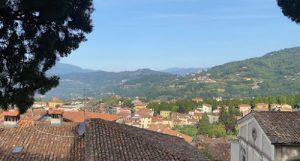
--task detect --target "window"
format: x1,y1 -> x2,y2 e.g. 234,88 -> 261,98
240,147 -> 247,161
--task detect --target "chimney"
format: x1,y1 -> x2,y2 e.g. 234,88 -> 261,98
48,110 -> 64,126
3,110 -> 20,128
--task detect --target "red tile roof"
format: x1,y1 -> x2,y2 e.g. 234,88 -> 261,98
148,124 -> 193,143
136,108 -> 153,118
2,110 -> 20,117
48,109 -> 64,115
0,122 -> 84,160
63,111 -> 120,122
0,119 -> 209,161
86,119 -> 209,161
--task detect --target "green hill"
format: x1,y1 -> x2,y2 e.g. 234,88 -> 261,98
46,47 -> 300,100
203,47 -> 300,98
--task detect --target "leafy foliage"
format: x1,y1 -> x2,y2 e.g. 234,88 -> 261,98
197,113 -> 227,138
147,100 -> 201,114
197,113 -> 210,135
0,0 -> 93,113
172,125 -> 198,137
277,0 -> 300,23
219,106 -> 240,133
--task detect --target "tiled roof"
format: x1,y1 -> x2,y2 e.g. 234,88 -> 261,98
151,116 -> 165,122
2,110 -> 20,117
86,119 -> 209,161
244,111 -> 300,145
136,108 -> 153,118
0,122 -> 84,161
63,111 -> 120,122
0,119 -> 209,161
48,109 -> 64,115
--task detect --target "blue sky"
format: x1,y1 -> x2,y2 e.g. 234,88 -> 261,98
61,0 -> 300,71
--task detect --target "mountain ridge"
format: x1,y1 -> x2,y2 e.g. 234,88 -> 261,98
46,47 -> 300,99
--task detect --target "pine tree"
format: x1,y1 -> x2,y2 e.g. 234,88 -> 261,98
0,0 -> 93,113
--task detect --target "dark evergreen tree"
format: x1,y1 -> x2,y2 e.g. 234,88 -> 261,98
218,106 -> 228,125
0,0 -> 93,113
178,105 -> 186,113
197,113 -> 210,135
277,0 -> 300,23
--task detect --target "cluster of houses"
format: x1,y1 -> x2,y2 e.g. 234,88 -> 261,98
0,105 -> 209,161
97,97 -> 297,146
0,96 -> 299,161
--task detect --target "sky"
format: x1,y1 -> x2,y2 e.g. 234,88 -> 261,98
61,0 -> 300,71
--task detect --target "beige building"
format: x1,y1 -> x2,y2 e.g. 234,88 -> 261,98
239,104 -> 252,116
271,104 -> 293,112
231,111 -> 300,161
192,97 -> 203,103
48,97 -> 64,108
160,110 -> 171,119
208,113 -> 219,124
255,103 -> 269,111
202,104 -> 212,113
280,104 -> 293,112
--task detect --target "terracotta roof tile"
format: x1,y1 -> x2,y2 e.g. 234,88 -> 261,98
0,122 -> 84,161
63,111 -> 120,123
2,110 -> 20,117
86,119 -> 209,161
0,115 -> 208,161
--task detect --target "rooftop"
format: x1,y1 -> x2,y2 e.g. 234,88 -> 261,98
2,110 -> 20,117
0,119 -> 209,161
63,111 -> 120,123
239,111 -> 300,145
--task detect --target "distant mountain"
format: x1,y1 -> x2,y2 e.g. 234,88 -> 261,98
46,68 -> 176,98
161,67 -> 203,76
48,63 -> 94,75
46,47 -> 300,99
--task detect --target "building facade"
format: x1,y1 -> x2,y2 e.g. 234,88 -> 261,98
231,111 -> 300,161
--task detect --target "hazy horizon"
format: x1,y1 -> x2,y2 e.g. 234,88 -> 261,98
60,0 -> 300,71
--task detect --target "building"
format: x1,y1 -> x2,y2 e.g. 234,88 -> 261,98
133,99 -> 147,111
151,116 -> 174,128
255,103 -> 269,111
160,110 -> 172,119
231,111 -> 300,161
213,96 -> 223,102
202,104 -> 212,113
2,110 -> 20,127
116,108 -> 132,119
106,106 -> 120,114
63,111 -> 120,123
189,108 -> 202,116
280,104 -> 293,112
47,97 -> 64,108
239,104 -> 252,116
207,113 -> 219,124
270,104 -> 282,111
148,124 -> 193,143
0,115 -> 210,161
32,101 -> 47,108
136,108 -> 154,118
192,112 -> 203,120
270,104 -> 293,112
192,97 -> 203,103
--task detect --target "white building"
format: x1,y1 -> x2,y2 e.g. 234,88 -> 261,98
231,111 -> 300,161
202,104 -> 212,113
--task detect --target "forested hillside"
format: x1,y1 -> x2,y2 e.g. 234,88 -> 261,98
47,47 -> 300,100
